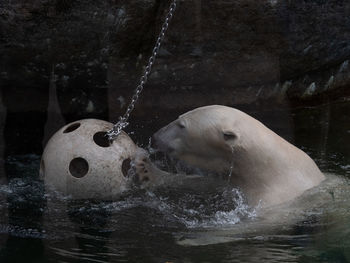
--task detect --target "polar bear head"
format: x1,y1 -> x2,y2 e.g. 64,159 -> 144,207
152,105 -> 257,173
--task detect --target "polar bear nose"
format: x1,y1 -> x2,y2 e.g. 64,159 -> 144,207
152,125 -> 177,154
151,133 -> 170,153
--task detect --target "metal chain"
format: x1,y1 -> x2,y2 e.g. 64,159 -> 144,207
107,0 -> 177,141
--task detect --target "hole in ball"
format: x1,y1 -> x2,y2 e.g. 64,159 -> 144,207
121,158 -> 131,177
63,123 -> 81,133
93,132 -> 111,148
69,157 -> 89,178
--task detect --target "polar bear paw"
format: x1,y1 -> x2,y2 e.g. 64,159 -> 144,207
132,149 -> 171,188
134,157 -> 154,183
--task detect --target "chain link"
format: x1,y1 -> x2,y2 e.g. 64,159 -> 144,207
107,0 -> 177,141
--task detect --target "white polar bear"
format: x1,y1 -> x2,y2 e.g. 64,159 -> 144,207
136,105 -> 325,207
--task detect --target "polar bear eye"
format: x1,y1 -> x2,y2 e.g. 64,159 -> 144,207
177,122 -> 186,129
223,132 -> 237,141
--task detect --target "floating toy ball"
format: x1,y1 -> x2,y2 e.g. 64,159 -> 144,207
40,119 -> 138,199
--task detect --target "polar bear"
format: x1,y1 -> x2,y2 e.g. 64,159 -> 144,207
135,105 -> 325,207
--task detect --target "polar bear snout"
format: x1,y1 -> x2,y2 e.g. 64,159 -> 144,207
151,133 -> 175,154
151,124 -> 178,154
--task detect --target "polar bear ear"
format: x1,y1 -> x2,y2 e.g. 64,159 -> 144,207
222,130 -> 237,141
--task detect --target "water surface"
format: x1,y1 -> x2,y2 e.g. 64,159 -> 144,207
0,100 -> 349,263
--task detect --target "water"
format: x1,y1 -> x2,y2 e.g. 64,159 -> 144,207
0,101 -> 350,262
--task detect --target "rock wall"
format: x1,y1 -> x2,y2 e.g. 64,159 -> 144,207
1,0 -> 350,152
108,0 -> 350,118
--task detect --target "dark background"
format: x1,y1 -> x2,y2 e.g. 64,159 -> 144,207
1,0 -> 350,161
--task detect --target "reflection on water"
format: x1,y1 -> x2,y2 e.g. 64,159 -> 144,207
0,100 -> 349,262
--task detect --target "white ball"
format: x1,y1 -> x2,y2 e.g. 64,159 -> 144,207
40,119 -> 137,199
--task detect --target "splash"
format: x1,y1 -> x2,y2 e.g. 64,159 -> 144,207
144,186 -> 258,229
180,188 -> 258,228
